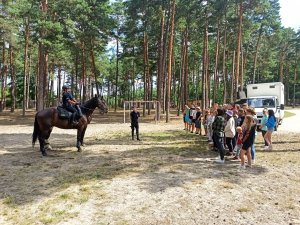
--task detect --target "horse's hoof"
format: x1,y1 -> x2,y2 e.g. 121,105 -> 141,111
77,147 -> 82,152
81,144 -> 85,147
45,145 -> 52,151
42,152 -> 47,156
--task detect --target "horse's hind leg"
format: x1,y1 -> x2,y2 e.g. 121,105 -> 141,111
39,128 -> 52,156
44,127 -> 53,151
38,136 -> 47,156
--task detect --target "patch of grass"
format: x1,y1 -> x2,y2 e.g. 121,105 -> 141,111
54,210 -> 67,217
237,207 -> 251,212
40,217 -> 54,224
167,169 -> 177,173
192,178 -> 205,185
284,111 -> 296,118
79,186 -> 90,192
78,195 -> 89,204
286,204 -> 295,210
220,181 -> 234,189
59,193 -> 70,200
3,195 -> 15,206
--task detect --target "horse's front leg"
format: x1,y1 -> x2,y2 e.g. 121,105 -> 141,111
44,127 -> 53,152
76,129 -> 83,152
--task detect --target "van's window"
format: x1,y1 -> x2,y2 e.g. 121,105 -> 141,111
247,98 -> 275,108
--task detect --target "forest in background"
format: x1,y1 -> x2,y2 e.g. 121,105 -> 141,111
0,0 -> 299,121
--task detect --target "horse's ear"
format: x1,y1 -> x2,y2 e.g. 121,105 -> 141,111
101,96 -> 103,100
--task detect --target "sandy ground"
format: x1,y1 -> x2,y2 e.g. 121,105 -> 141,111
279,109 -> 300,133
0,110 -> 299,225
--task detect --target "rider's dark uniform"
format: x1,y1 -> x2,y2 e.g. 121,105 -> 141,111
62,92 -> 77,114
62,88 -> 82,125
130,110 -> 140,140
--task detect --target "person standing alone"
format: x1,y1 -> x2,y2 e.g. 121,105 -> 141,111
130,106 -> 140,141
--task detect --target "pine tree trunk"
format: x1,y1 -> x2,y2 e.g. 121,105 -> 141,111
81,40 -> 86,102
91,39 -> 100,97
180,32 -> 186,112
44,52 -> 49,107
143,31 -> 151,115
166,0 -> 176,123
285,63 -> 289,104
162,6 -> 171,115
157,9 -> 165,120
184,29 -> 189,108
279,51 -> 284,83
10,46 -> 16,112
213,19 -> 220,104
115,35 -> 119,112
57,65 -> 61,103
202,32 -> 206,110
74,53 -> 79,99
22,17 -> 29,116
234,0 -> 243,101
231,51 -> 235,103
202,14 -> 209,109
253,24 -> 263,83
293,60 -> 297,108
37,42 -> 46,111
0,43 -> 7,111
49,64 -> 54,106
27,53 -> 31,108
37,0 -> 48,111
222,22 -> 228,104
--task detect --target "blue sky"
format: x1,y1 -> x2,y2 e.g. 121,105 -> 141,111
279,0 -> 300,30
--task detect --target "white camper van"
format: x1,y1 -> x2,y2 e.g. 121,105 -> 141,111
246,82 -> 284,129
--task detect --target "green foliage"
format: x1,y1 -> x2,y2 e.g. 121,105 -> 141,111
0,0 -> 299,110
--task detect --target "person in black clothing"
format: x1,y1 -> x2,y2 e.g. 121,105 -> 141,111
240,115 -> 256,168
212,108 -> 226,163
237,109 -> 245,127
62,85 -> 83,125
195,107 -> 202,135
130,106 -> 140,141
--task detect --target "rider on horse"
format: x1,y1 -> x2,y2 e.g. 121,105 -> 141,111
62,85 -> 83,125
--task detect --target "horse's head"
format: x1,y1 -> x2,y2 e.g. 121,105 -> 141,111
95,95 -> 108,114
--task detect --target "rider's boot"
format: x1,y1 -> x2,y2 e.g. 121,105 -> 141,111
71,112 -> 78,126
75,104 -> 83,118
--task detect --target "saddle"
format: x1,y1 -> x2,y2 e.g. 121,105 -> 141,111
57,106 -> 72,119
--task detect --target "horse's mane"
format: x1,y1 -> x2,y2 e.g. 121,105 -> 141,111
80,97 -> 98,114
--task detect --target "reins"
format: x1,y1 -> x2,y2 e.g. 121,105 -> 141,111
80,105 -> 95,111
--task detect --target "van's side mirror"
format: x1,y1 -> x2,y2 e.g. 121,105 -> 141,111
280,104 -> 284,110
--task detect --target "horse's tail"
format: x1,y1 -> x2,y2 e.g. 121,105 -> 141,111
32,114 -> 40,148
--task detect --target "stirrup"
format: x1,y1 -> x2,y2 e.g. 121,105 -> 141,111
71,120 -> 79,126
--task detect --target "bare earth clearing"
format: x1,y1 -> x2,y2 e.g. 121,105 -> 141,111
0,110 -> 299,225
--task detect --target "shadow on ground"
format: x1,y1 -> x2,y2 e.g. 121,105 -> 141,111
0,128 -> 273,207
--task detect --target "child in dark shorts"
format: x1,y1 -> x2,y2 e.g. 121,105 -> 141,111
195,107 -> 202,135
240,115 -> 256,169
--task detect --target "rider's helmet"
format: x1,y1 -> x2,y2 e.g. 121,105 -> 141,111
62,85 -> 70,90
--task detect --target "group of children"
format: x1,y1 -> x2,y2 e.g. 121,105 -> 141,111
183,103 -> 277,168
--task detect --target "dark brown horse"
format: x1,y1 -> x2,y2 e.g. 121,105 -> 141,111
32,95 -> 108,156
